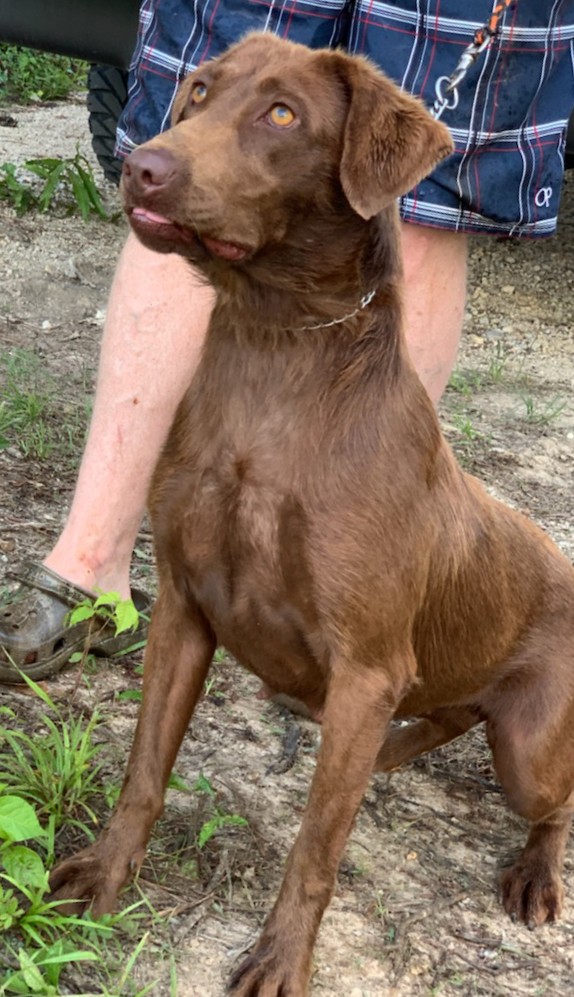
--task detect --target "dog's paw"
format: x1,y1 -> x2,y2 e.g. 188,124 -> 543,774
49,842 -> 140,918
228,940 -> 309,997
501,859 -> 564,928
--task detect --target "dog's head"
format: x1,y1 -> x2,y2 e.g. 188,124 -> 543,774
122,33 -> 453,267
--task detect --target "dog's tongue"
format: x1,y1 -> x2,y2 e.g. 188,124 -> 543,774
132,207 -> 172,225
202,235 -> 248,261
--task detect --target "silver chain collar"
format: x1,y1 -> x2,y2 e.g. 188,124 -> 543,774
300,289 -> 376,331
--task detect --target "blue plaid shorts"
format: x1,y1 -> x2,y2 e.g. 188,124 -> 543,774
117,1 -> 574,238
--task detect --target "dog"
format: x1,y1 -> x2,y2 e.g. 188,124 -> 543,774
50,33 -> 574,996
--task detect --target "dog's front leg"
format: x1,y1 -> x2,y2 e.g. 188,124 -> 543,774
50,589 -> 215,915
229,654 -> 413,997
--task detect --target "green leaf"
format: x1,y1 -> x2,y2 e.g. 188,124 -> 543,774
75,159 -> 108,219
0,885 -> 21,929
197,817 -> 220,849
0,796 -> 44,842
16,670 -> 57,709
39,949 -> 99,966
167,772 -> 192,793
68,603 -> 95,624
25,157 -> 61,178
111,638 -> 147,657
113,598 -> 140,635
2,844 -> 47,891
69,169 -> 90,221
93,591 -> 121,609
198,813 -> 247,849
40,167 -> 67,212
194,773 -> 215,798
117,689 -> 143,703
17,949 -> 45,992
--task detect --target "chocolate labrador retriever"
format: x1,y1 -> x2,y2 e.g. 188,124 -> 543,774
51,33 -> 574,996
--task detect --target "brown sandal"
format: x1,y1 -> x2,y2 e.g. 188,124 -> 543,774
0,560 -> 150,683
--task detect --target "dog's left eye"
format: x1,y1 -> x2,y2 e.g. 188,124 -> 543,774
267,104 -> 296,128
190,82 -> 208,104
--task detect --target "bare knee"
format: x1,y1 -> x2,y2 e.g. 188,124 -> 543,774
400,222 -> 467,284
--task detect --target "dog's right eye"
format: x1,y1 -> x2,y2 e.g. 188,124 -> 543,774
267,104 -> 296,128
190,82 -> 208,104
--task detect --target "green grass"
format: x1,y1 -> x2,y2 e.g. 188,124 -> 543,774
448,368 -> 484,398
0,46 -> 87,105
0,639 -> 249,994
0,677 -> 153,995
518,392 -> 568,426
0,349 -> 89,460
0,706 -> 106,838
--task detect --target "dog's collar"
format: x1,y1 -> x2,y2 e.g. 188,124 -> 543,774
300,289 -> 376,331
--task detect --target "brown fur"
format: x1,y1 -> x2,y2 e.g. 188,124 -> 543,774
50,34 -> 574,996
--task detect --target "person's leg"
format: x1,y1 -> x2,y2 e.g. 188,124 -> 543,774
45,231 -> 215,598
400,222 -> 468,406
0,232 -> 214,679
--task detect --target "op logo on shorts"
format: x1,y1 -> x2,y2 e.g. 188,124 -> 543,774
535,187 -> 553,208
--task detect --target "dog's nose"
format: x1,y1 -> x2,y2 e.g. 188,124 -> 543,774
122,147 -> 178,195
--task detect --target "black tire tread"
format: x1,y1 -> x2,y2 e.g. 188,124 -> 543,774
87,65 -> 129,186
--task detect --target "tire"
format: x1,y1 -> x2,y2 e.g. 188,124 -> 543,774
87,64 -> 129,186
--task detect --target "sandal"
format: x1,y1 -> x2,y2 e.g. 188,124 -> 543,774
0,560 -> 151,684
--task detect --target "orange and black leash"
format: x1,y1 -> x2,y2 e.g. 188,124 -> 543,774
431,0 -> 515,120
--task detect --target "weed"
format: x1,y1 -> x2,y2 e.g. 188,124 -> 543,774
0,164 -> 36,214
66,589 -> 147,680
68,591 -> 141,637
0,153 -> 109,221
519,393 -> 567,426
0,626 -> 242,992
0,350 -> 53,455
487,341 -> 508,384
0,778 -> 110,994
0,46 -> 87,104
0,686 -> 105,838
0,679 -> 153,995
448,368 -> 483,398
447,409 -> 490,470
451,412 -> 484,441
117,688 -> 144,704
204,674 -> 225,701
373,891 -> 387,920
193,773 -> 248,849
0,349 -> 89,460
163,771 -> 248,852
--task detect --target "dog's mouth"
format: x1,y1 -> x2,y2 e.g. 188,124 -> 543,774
128,207 -> 250,261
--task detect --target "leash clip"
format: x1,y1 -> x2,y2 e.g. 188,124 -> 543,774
432,76 -> 460,121
429,0 -> 513,121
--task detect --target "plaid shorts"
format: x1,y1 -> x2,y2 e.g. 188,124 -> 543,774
117,1 -> 574,238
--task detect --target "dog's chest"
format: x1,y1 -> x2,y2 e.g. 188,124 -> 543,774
155,372 -> 328,687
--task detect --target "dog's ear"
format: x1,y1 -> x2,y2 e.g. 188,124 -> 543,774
338,56 -> 454,219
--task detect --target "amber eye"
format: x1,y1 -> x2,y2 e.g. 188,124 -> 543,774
268,104 -> 296,128
190,82 -> 208,104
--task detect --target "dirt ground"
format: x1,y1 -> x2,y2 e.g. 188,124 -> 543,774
0,96 -> 573,996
